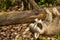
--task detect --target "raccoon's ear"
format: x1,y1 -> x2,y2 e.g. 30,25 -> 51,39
35,18 -> 38,22
39,19 -> 42,23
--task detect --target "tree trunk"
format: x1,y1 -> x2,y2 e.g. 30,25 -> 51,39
16,0 -> 40,10
28,0 -> 40,10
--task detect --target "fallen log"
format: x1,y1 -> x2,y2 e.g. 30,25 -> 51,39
0,6 -> 60,26
0,9 -> 46,26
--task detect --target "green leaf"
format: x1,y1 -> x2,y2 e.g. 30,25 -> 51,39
41,0 -> 45,3
17,36 -> 23,40
49,4 -> 52,7
55,33 -> 60,40
39,36 -> 47,40
10,0 -> 15,5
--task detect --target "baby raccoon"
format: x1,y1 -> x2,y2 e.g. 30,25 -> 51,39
39,7 -> 60,35
23,7 -> 60,39
23,18 -> 44,39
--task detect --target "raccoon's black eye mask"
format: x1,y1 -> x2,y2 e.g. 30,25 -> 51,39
37,23 -> 42,29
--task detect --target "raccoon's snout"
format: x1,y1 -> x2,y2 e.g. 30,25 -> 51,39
37,23 -> 42,29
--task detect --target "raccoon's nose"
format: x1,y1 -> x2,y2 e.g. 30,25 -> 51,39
37,23 -> 42,29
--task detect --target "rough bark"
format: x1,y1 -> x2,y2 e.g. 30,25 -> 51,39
0,6 -> 60,26
0,9 -> 46,26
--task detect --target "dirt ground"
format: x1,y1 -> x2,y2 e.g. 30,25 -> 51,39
0,24 -> 57,40
0,24 -> 34,40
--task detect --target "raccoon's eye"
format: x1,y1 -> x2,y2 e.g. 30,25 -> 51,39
37,23 -> 42,29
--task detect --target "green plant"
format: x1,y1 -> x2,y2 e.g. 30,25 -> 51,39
55,33 -> 60,40
17,36 -> 23,40
39,36 -> 47,40
35,0 -> 59,8
0,0 -> 15,10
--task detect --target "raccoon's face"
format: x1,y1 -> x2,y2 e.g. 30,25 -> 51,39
35,18 -> 43,29
30,18 -> 43,33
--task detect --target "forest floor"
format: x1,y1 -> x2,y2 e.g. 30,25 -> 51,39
0,3 -> 59,40
0,23 -> 58,40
